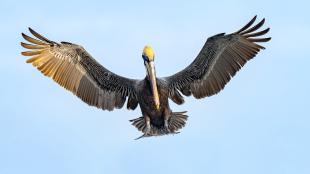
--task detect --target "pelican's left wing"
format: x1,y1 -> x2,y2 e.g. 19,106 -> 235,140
21,28 -> 139,111
161,16 -> 271,104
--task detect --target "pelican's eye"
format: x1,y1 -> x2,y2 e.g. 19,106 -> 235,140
142,55 -> 149,62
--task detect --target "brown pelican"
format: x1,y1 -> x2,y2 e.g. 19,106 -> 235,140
21,16 -> 271,139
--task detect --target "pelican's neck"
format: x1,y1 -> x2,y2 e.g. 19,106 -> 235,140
145,61 -> 160,110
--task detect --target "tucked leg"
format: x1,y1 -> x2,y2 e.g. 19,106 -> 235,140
163,108 -> 172,132
144,115 -> 151,134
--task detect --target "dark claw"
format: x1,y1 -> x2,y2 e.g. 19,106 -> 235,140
134,133 -> 151,140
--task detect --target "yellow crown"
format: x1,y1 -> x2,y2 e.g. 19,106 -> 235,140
143,45 -> 155,61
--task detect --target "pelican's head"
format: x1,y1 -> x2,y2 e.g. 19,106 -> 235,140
142,45 -> 155,62
142,45 -> 160,110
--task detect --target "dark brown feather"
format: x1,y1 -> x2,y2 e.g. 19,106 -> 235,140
235,15 -> 257,34
240,18 -> 265,35
28,27 -> 54,43
244,28 -> 270,38
162,16 -> 271,101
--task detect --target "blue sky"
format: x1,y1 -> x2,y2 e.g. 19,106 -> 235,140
0,0 -> 309,174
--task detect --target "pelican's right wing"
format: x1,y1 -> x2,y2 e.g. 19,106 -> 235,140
21,28 -> 139,111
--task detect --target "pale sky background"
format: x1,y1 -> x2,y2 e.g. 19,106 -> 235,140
0,0 -> 309,174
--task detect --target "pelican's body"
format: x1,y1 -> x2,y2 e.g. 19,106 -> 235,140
21,16 -> 271,138
137,78 -> 169,126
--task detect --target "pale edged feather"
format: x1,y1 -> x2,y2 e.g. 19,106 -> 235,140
21,28 -> 138,111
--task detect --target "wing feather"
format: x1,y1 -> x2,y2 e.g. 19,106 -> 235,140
21,28 -> 138,111
162,16 -> 271,101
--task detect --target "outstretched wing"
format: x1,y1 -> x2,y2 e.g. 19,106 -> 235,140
21,28 -> 139,111
161,16 -> 271,104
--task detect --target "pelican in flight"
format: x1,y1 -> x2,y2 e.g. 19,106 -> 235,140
21,16 -> 271,139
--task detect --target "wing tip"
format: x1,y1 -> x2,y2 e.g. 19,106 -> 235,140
235,15 -> 270,35
21,51 -> 30,56
21,32 -> 27,38
237,16 -> 271,48
28,27 -> 38,36
250,15 -> 258,23
235,15 -> 258,34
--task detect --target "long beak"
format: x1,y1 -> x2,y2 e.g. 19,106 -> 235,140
146,61 -> 160,110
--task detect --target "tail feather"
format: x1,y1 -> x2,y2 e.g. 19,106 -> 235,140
129,116 -> 145,132
129,111 -> 188,139
168,111 -> 188,132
